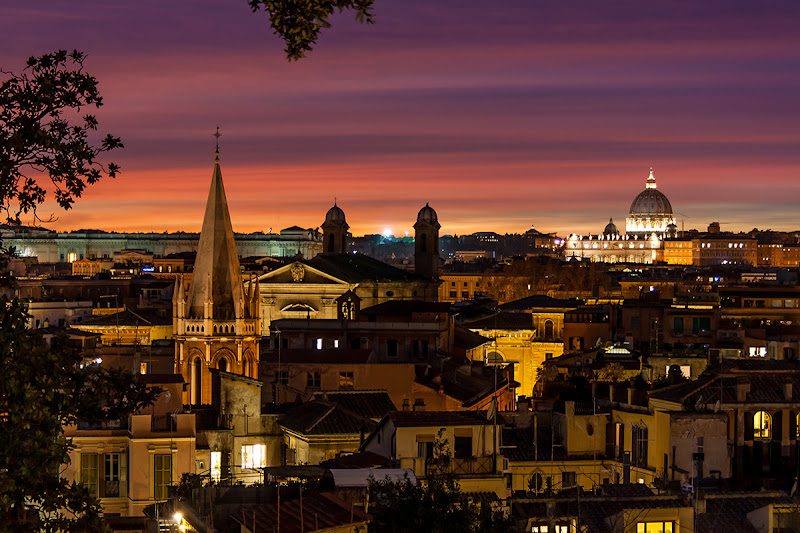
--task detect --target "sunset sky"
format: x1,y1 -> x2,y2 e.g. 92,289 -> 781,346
3,0 -> 799,237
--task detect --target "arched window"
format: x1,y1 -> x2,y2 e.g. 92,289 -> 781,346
217,358 -> 228,372
528,472 -> 543,493
191,357 -> 202,405
544,320 -> 554,341
485,351 -> 504,365
420,233 -> 428,253
632,425 -> 649,467
754,411 -> 771,439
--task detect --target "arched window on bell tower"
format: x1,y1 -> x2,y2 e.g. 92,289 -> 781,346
191,356 -> 202,405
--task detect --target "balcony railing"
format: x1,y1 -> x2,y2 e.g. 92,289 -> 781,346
77,419 -> 126,431
426,455 -> 495,476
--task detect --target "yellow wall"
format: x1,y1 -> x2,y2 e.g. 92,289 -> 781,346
663,240 -> 693,265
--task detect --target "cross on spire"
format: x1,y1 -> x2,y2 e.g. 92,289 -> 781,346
213,126 -> 221,160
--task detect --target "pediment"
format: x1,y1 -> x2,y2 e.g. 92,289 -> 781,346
253,261 -> 349,286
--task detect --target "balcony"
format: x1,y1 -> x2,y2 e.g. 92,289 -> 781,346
76,419 -> 126,431
151,414 -> 177,432
425,455 -> 496,476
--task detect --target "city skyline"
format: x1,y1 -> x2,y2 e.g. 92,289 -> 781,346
3,0 -> 799,236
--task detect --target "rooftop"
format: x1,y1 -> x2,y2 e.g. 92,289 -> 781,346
387,410 -> 493,428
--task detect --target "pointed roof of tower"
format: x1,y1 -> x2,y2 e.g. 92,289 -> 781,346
186,150 -> 243,320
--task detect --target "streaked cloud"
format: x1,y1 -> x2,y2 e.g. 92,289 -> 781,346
1,0 -> 798,236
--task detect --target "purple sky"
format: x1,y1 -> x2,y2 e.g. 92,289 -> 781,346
2,0 -> 799,237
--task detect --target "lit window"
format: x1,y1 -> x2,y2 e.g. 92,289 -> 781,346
754,411 -> 771,439
316,338 -> 323,350
339,371 -> 354,390
210,451 -> 221,482
636,522 -> 674,533
749,346 -> 767,357
532,526 -> 569,533
241,444 -> 266,469
333,339 -> 339,348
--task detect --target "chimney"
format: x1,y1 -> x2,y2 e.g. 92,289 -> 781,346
402,399 -> 411,412
413,399 -> 426,412
736,380 -> 750,402
785,382 -> 793,401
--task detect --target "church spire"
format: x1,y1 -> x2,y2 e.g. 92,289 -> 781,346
186,146 -> 243,320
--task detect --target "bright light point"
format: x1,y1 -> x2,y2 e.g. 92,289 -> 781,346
404,231 -> 409,236
173,512 -> 183,523
382,228 -> 392,238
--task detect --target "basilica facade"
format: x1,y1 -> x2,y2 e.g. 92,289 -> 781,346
250,202 -> 442,330
566,169 -> 677,263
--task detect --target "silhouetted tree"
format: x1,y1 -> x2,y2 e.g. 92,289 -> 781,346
1,51 -> 155,531
249,0 -> 375,60
1,50 -> 122,223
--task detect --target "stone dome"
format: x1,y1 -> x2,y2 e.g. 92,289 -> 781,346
417,203 -> 438,224
603,218 -> 618,235
325,203 -> 346,224
629,189 -> 673,216
666,223 -> 678,238
625,169 -> 676,237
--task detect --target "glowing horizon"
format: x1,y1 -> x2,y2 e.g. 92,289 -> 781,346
2,1 -> 799,237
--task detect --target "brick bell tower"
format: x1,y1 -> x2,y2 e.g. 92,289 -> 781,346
173,145 -> 261,405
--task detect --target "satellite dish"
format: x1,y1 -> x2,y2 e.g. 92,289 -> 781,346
694,394 -> 704,411
163,389 -> 172,403
714,400 -> 721,413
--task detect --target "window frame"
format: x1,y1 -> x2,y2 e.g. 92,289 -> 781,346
153,454 -> 172,500
754,411 -> 771,439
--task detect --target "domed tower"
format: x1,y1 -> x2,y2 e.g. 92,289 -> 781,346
666,222 -> 678,239
625,168 -> 676,237
414,203 -> 440,278
603,218 -> 619,237
321,202 -> 349,254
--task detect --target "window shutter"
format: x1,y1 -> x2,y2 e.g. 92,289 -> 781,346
790,413 -> 798,441
773,411 -> 783,442
744,411 -> 754,441
120,452 -> 128,499
606,422 -> 615,457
